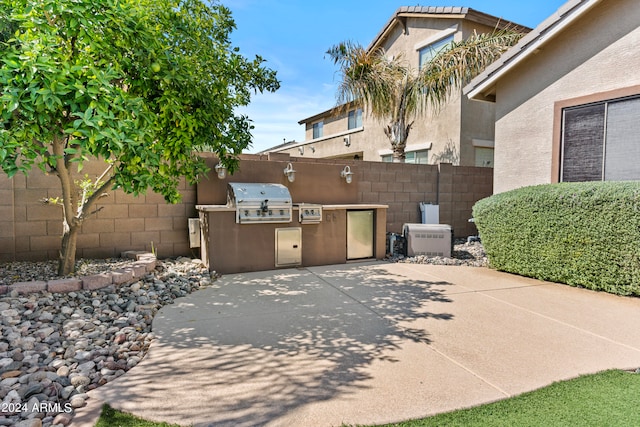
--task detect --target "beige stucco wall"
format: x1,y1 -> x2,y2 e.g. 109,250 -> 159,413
288,15 -> 502,166
492,0 -> 640,193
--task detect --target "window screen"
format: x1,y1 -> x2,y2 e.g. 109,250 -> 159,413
561,95 -> 640,182
604,97 -> 640,180
561,103 -> 605,182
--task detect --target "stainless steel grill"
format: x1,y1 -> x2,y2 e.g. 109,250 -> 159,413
227,183 -> 292,224
295,203 -> 323,224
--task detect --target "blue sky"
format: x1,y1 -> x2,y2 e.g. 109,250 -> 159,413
225,1 -> 568,153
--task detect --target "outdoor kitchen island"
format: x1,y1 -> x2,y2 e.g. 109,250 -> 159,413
196,203 -> 388,274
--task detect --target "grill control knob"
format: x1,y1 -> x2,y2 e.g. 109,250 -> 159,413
244,210 -> 249,216
268,210 -> 273,216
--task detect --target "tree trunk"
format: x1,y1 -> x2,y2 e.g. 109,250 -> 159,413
392,149 -> 406,163
58,222 -> 79,276
385,120 -> 413,163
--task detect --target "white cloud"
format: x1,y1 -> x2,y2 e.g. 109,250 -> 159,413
239,87 -> 337,153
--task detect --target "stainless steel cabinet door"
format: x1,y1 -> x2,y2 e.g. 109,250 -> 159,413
275,227 -> 302,267
347,210 -> 374,259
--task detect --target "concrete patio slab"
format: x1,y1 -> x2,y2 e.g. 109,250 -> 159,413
76,263 -> 640,427
159,268 -> 358,324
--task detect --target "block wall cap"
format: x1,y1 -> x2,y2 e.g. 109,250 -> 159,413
2,252 -> 157,296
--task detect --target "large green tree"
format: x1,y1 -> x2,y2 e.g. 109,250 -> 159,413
327,30 -> 523,162
0,0 -> 279,275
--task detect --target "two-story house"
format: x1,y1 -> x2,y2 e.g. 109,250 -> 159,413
264,6 -> 528,166
465,0 -> 640,193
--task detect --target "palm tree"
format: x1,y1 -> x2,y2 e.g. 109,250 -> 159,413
327,29 -> 524,162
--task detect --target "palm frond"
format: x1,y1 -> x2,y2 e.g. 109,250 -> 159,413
326,28 -> 525,162
327,41 -> 412,121
420,29 -> 524,110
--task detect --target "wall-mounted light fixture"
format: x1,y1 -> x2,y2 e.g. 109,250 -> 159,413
340,165 -> 354,184
310,146 -> 316,153
214,163 -> 227,179
298,146 -> 304,155
283,162 -> 296,183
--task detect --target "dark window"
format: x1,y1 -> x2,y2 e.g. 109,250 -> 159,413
561,104 -> 605,181
312,121 -> 323,139
348,108 -> 362,130
561,96 -> 640,182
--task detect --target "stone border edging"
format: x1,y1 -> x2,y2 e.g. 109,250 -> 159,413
0,251 -> 157,296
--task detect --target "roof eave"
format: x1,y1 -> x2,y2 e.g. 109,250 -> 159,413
466,0 -> 603,102
367,6 -> 530,53
298,100 -> 359,125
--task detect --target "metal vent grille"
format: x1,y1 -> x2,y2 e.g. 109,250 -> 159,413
403,223 -> 453,257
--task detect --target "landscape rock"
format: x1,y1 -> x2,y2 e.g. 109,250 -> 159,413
0,257 -> 212,426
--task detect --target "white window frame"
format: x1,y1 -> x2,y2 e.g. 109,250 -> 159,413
379,142 -> 432,162
415,26 -> 457,70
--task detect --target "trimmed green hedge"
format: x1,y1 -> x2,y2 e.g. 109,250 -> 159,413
472,182 -> 640,296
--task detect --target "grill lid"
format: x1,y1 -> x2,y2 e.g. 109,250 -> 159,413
227,183 -> 292,224
227,182 -> 292,205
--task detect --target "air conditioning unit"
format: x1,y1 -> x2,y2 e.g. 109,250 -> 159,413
343,136 -> 351,147
402,223 -> 453,257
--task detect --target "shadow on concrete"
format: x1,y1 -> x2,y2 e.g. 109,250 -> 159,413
94,263 -> 454,426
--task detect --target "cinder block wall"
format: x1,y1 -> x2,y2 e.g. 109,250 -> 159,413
356,161 -> 439,233
0,153 -> 491,262
0,173 -> 14,262
439,163 -> 494,236
201,153 -> 493,238
356,161 -> 492,236
0,159 -> 196,262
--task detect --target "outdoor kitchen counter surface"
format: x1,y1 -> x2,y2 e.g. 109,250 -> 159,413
195,204 -> 389,211
321,204 -> 388,210
195,205 -> 235,211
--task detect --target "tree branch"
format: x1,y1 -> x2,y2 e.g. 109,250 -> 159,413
80,174 -> 116,221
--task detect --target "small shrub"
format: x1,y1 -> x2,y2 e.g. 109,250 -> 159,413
472,182 -> 640,296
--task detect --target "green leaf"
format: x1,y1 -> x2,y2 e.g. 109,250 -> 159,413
0,0 -> 278,268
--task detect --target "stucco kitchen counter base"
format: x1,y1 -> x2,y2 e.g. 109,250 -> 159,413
196,204 -> 388,274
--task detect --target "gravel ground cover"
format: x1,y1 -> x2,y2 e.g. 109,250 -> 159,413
390,239 -> 487,267
0,257 -> 214,427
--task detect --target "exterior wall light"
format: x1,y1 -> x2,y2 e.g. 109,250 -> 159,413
214,163 -> 227,179
283,162 -> 296,182
340,165 -> 354,184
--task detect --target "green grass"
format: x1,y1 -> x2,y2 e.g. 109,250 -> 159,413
96,370 -> 640,427
367,370 -> 640,427
95,403 -> 183,427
